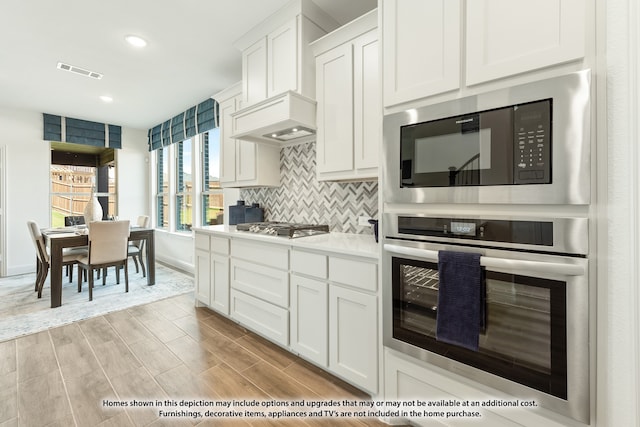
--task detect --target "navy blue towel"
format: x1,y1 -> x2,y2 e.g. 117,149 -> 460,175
436,250 -> 483,351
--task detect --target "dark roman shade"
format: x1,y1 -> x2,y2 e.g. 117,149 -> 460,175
147,97 -> 218,151
43,114 -> 122,148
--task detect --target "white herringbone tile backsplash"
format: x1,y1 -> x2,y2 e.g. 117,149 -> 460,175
240,141 -> 378,234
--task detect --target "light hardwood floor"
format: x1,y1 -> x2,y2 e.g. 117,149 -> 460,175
0,293 -> 393,427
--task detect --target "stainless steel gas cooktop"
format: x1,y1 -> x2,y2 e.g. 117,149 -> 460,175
236,222 -> 330,238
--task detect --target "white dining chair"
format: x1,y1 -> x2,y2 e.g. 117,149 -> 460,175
77,220 -> 130,301
128,215 -> 150,277
27,220 -> 84,298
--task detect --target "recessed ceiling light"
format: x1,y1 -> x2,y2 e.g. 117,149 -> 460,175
100,95 -> 113,103
125,35 -> 147,48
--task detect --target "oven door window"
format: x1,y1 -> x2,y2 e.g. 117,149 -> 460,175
392,257 -> 567,399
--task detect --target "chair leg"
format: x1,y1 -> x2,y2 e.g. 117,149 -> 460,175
37,264 -> 49,298
35,266 -> 44,297
138,254 -> 146,278
35,257 -> 40,291
68,264 -> 74,283
102,268 -> 107,286
116,266 -> 120,284
78,265 -> 83,293
132,256 -> 139,273
124,261 -> 129,293
89,269 -> 94,301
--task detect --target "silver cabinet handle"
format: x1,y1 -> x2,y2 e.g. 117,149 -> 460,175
383,244 -> 585,277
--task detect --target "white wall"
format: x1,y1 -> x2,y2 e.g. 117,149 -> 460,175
0,107 -> 149,276
0,108 -> 50,276
116,127 -> 150,223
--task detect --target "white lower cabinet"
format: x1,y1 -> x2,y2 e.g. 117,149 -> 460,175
290,275 -> 328,366
229,239 -> 290,346
329,284 -> 378,394
195,233 -> 379,395
210,254 -> 229,315
230,289 -> 289,346
194,248 -> 211,305
194,234 -> 230,315
385,349 -> 565,427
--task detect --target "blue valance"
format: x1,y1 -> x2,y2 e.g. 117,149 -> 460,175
43,114 -> 122,149
147,97 -> 218,151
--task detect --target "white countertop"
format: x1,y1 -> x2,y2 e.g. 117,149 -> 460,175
193,225 -> 379,260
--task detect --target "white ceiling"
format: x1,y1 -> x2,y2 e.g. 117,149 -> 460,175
0,0 -> 376,130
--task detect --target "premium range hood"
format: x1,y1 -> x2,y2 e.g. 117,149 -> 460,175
230,91 -> 317,145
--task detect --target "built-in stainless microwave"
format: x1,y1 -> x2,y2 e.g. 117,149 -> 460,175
383,70 -> 591,205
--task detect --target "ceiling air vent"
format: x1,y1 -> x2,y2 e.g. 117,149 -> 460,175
56,62 -> 103,80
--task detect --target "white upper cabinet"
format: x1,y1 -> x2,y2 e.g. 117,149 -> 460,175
465,0 -> 586,85
353,30 -> 380,173
313,10 -> 379,181
244,19 -> 298,105
218,94 -> 238,184
382,0 -> 461,107
381,0 -> 586,107
216,83 -> 280,188
236,0 -> 338,107
242,39 -> 268,106
316,43 -> 354,175
267,19 -> 299,97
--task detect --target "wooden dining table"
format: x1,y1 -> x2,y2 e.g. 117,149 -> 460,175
43,227 -> 155,308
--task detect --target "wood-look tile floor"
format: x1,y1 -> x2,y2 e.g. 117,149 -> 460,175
0,293 -> 391,427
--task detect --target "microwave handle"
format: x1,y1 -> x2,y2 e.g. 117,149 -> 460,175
383,244 -> 585,277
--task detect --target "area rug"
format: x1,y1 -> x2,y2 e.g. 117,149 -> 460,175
0,262 -> 194,342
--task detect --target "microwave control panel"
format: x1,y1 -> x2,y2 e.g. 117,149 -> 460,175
513,99 -> 552,185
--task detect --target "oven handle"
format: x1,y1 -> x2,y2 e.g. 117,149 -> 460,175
383,244 -> 585,277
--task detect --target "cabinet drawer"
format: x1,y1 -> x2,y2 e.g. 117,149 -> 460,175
231,239 -> 288,270
231,258 -> 289,308
211,236 -> 230,255
329,257 -> 377,292
291,250 -> 327,279
194,233 -> 210,251
231,289 -> 288,346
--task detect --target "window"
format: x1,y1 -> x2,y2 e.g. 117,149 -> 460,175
156,146 -> 169,229
202,129 -> 223,225
50,145 -> 117,227
153,129 -> 222,231
176,138 -> 193,232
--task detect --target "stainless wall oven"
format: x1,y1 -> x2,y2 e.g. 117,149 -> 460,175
382,213 -> 589,423
382,70 -> 591,205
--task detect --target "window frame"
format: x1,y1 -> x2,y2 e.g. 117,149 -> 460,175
201,129 -> 223,226
155,145 -> 169,230
152,129 -> 222,233
175,137 -> 193,232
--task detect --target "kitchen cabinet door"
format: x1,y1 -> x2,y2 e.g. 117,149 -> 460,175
235,140 -> 257,182
194,248 -> 211,305
242,38 -> 268,106
219,89 -> 280,188
382,0 -> 461,107
316,42 -> 354,175
210,254 -> 229,315
466,0 -> 585,85
291,275 -> 328,366
353,29 -> 379,175
329,285 -> 377,393
219,96 -> 238,185
267,18 -> 299,98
